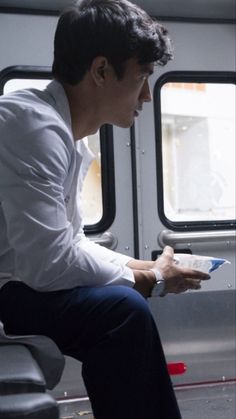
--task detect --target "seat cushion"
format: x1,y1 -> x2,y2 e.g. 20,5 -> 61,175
0,393 -> 59,419
0,344 -> 46,395
0,322 -> 65,389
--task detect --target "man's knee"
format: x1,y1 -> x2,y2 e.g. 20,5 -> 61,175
105,286 -> 154,338
104,285 -> 149,315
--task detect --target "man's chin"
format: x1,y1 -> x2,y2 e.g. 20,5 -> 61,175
115,118 -> 134,129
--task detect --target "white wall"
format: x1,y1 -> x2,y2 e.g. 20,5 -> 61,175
0,13 -> 57,71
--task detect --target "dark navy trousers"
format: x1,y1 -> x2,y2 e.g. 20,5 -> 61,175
0,281 -> 182,419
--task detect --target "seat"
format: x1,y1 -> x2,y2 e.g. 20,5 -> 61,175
0,344 -> 46,395
0,393 -> 59,419
0,321 -> 64,418
0,321 -> 65,390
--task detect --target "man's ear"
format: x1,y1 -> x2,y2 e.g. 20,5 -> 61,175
90,56 -> 110,86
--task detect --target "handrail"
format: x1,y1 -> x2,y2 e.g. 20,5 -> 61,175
91,231 -> 118,250
158,229 -> 236,248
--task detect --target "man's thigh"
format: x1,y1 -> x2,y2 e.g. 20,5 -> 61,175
0,281 -> 150,359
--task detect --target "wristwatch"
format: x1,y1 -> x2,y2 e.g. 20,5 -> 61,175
150,268 -> 166,297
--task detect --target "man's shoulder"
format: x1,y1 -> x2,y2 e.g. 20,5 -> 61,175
0,88 -> 54,122
0,87 -> 75,163
0,87 -> 72,143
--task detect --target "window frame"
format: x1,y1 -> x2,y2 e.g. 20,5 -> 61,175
0,65 -> 116,234
154,70 -> 236,232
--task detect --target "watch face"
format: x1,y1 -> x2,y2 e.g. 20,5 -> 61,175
151,280 -> 165,297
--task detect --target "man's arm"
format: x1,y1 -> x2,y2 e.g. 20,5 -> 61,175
0,109 -> 136,291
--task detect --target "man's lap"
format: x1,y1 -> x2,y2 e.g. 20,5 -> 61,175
0,280 -> 151,359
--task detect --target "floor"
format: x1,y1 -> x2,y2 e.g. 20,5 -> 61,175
58,381 -> 236,419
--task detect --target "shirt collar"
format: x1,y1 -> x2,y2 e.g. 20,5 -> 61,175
45,80 -> 95,164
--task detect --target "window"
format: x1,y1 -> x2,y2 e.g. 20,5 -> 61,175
154,72 -> 236,230
4,78 -> 51,93
0,66 -> 115,232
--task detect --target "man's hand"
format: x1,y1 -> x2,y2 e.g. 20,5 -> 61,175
132,246 -> 210,298
153,246 -> 210,295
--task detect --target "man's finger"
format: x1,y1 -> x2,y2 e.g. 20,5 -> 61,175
180,267 -> 210,280
162,245 -> 174,258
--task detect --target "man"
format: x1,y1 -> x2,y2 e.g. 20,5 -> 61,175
0,1 -> 209,418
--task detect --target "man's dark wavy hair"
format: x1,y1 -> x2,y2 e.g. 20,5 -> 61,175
52,0 -> 173,85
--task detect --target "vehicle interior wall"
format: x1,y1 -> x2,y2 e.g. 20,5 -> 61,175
134,18 -> 235,390
0,13 -> 56,70
0,0 -> 235,21
0,4 -> 235,400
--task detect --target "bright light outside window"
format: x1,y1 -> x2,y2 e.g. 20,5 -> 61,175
161,82 -> 236,222
4,78 -> 51,93
3,78 -> 103,225
80,133 -> 102,225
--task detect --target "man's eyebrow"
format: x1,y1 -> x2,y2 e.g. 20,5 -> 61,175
148,68 -> 154,76
140,65 -> 154,75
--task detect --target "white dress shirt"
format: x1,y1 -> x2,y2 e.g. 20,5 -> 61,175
0,80 -> 135,291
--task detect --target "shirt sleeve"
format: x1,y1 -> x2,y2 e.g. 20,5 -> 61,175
0,108 -> 135,291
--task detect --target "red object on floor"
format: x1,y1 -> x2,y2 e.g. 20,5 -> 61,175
167,362 -> 187,375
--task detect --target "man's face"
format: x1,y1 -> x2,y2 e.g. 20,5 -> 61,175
102,58 -> 154,128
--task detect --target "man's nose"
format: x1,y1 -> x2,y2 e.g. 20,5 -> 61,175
141,79 -> 152,103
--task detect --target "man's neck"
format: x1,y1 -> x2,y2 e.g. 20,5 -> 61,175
62,81 -> 103,141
